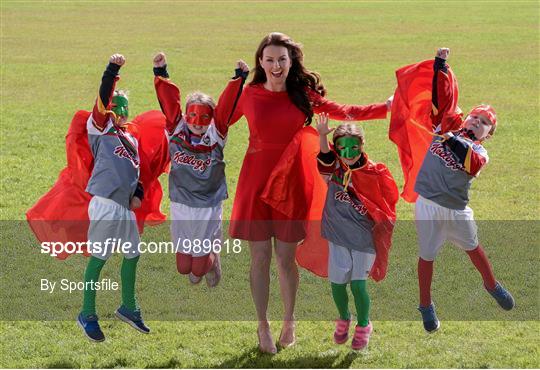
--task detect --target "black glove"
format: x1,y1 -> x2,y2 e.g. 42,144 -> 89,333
153,65 -> 169,78
234,68 -> 249,80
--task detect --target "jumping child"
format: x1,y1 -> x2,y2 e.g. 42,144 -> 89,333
316,114 -> 398,350
414,48 -> 515,333
153,52 -> 248,287
78,54 -> 149,342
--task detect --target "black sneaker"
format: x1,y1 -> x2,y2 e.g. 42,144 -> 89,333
486,282 -> 515,311
77,313 -> 105,342
418,303 -> 440,333
115,305 -> 150,334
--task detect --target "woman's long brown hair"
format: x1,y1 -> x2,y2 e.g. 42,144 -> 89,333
251,32 -> 326,125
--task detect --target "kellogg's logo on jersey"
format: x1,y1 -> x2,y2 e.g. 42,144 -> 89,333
335,191 -> 368,216
113,145 -> 140,167
429,142 -> 464,172
173,151 -> 211,172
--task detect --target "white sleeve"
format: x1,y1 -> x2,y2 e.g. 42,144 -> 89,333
87,114 -> 114,136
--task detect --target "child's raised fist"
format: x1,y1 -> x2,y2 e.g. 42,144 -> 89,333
236,59 -> 250,73
109,54 -> 125,66
153,52 -> 167,68
436,48 -> 450,60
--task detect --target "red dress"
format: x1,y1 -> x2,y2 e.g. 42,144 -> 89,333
228,84 -> 388,241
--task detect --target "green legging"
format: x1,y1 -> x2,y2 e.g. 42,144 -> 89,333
331,280 -> 370,327
120,256 -> 140,312
81,256 -> 139,316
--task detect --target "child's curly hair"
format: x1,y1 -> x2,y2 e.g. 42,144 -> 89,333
332,123 -> 365,145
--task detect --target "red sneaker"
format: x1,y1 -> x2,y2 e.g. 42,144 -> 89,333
351,322 -> 372,350
333,318 -> 351,344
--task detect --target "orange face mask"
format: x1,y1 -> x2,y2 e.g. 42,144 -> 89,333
185,104 -> 213,126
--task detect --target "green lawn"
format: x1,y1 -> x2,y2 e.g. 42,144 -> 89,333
1,1 -> 539,368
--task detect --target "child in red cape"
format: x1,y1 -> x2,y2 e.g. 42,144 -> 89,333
393,48 -> 515,333
27,54 -> 169,342
316,114 -> 398,350
152,52 -> 249,287
261,114 -> 398,351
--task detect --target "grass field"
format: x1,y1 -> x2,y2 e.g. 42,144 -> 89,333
1,1 -> 539,368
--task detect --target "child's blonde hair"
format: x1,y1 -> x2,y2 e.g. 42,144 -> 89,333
332,123 -> 365,145
114,89 -> 129,99
185,91 -> 216,111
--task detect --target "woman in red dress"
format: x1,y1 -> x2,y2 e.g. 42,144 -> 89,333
227,32 -> 391,353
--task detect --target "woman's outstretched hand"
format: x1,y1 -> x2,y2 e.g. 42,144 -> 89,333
386,95 -> 394,111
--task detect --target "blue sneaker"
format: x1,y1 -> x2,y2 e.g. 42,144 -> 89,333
486,282 -> 515,311
115,306 -> 150,334
418,303 -> 440,333
77,313 -> 105,342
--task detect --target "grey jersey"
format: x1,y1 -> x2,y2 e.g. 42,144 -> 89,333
168,119 -> 227,208
415,136 -> 488,210
322,177 -> 375,254
86,115 -> 140,209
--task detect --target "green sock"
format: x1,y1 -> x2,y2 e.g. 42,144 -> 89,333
350,280 -> 370,327
81,256 -> 107,316
331,282 -> 351,320
121,256 -> 140,312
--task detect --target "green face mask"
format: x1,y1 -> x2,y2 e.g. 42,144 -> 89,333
111,95 -> 129,118
335,136 -> 361,159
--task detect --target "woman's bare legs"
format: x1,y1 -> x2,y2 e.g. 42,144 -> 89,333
249,240 -> 276,354
274,239 -> 299,347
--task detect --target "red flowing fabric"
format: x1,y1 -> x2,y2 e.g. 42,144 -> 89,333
260,127 -> 325,221
26,110 -> 169,259
261,126 -> 398,281
128,110 -> 170,227
389,59 -> 460,203
349,165 -> 399,281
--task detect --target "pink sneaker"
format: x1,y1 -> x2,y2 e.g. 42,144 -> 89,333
333,318 -> 351,344
351,322 -> 372,350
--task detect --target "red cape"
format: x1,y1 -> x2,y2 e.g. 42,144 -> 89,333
389,59 -> 460,203
26,110 -> 170,259
261,127 -> 398,281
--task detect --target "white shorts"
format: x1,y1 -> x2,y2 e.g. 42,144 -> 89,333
87,196 -> 140,260
170,201 -> 223,257
328,242 -> 376,284
415,195 -> 478,261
